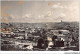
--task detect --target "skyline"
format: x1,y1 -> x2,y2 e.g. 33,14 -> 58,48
1,0 -> 79,23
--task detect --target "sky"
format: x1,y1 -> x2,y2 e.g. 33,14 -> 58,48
1,0 -> 79,23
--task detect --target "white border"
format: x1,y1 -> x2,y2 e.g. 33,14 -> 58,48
0,0 -> 80,54
0,51 -> 80,54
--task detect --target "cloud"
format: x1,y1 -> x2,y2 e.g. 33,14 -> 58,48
22,14 -> 32,18
52,4 -> 60,8
38,15 -> 42,18
1,13 -> 16,23
52,3 -> 61,8
6,14 -> 15,21
6,16 -> 12,20
55,13 -> 66,20
43,11 -> 54,18
43,10 -> 66,21
51,3 -> 68,9
59,13 -> 66,17
47,11 -> 54,17
1,10 -> 9,23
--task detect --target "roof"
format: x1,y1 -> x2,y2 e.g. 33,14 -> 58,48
57,34 -> 65,37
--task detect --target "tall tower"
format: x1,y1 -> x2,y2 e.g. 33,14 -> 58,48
61,20 -> 62,23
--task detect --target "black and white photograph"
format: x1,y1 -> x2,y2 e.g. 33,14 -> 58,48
0,0 -> 79,51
